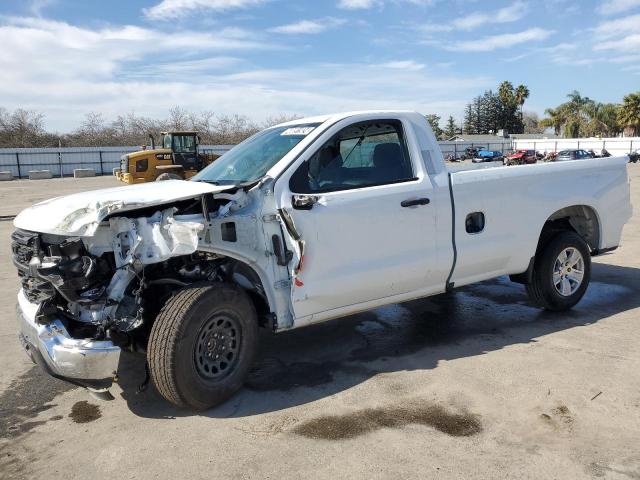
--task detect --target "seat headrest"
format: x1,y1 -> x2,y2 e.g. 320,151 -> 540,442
373,143 -> 402,169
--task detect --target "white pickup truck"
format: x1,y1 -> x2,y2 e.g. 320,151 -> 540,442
13,111 -> 632,409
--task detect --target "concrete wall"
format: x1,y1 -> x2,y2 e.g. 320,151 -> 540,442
513,137 -> 640,156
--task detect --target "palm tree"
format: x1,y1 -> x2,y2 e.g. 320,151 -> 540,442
618,92 -> 640,136
585,102 -> 620,137
498,81 -> 515,106
540,107 -> 567,136
558,91 -> 595,137
515,85 -> 530,121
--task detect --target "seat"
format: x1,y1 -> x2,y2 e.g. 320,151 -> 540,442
316,146 -> 343,184
372,143 -> 406,182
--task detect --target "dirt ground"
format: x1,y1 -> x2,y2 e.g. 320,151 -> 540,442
1,170 -> 639,479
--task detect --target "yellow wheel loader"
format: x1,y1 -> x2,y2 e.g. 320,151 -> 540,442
115,131 -> 220,183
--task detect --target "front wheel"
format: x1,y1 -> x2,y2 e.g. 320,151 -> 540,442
526,231 -> 591,311
156,172 -> 183,181
148,284 -> 258,410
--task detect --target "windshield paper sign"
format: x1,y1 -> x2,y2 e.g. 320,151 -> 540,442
281,126 -> 316,136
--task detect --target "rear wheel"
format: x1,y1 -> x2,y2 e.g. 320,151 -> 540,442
526,231 -> 591,311
148,284 -> 258,410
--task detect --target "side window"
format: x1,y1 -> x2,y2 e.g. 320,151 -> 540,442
290,120 -> 414,193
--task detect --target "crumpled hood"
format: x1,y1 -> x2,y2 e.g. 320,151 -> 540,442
13,180 -> 232,236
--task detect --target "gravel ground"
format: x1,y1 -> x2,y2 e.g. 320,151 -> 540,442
0,170 -> 639,479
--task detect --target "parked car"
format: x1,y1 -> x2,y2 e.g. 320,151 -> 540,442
505,149 -> 537,165
460,146 -> 483,160
13,111 -> 632,410
588,148 -> 612,158
472,149 -> 504,163
556,149 -> 594,161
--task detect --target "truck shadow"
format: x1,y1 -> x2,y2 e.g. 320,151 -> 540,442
117,260 -> 640,419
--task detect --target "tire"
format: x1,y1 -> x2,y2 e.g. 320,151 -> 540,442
526,230 -> 591,311
156,172 -> 183,181
148,283 -> 258,410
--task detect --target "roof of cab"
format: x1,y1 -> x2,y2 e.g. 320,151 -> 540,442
273,110 -> 419,128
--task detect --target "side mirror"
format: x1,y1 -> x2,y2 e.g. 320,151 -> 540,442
292,194 -> 319,210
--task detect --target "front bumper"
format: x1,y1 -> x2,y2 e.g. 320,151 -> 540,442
16,289 -> 120,390
114,171 -> 145,183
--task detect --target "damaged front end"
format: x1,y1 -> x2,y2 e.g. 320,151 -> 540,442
13,205 -> 207,391
11,180 -> 266,393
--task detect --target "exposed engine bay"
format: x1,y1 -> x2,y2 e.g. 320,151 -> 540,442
11,187 -> 278,354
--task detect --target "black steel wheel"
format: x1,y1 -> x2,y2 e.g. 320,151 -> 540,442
194,314 -> 241,380
148,283 -> 258,410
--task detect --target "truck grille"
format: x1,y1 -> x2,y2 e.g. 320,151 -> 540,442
11,229 -> 38,271
11,229 -> 55,303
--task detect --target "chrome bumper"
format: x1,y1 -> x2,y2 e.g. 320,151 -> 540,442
16,289 -> 120,390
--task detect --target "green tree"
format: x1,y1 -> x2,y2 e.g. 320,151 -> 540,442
541,91 -> 600,138
515,85 -> 530,122
618,91 -> 640,136
496,81 -> 525,133
425,114 -> 443,139
584,102 -> 620,137
444,115 -> 457,139
463,103 -> 476,134
540,106 -> 567,135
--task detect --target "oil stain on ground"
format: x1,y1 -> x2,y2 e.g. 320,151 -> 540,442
0,365 -> 75,438
69,401 -> 101,423
292,402 -> 482,440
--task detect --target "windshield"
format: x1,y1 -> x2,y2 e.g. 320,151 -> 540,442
173,135 -> 196,153
193,123 -> 320,185
163,134 -> 171,149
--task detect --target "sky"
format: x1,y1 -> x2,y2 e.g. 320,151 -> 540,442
0,0 -> 639,132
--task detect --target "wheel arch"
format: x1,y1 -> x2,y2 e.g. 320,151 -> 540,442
198,250 -> 278,329
511,204 -> 601,285
543,204 -> 601,253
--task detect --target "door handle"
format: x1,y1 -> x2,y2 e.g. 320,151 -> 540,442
292,194 -> 319,210
401,197 -> 430,207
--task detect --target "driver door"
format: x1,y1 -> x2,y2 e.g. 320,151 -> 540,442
276,118 -> 442,322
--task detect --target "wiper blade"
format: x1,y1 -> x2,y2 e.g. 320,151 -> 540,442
194,179 -> 220,185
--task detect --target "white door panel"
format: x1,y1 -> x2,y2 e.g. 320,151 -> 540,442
288,180 -> 437,318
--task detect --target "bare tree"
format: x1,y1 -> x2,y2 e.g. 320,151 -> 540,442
168,106 -> 188,131
0,107 -> 302,148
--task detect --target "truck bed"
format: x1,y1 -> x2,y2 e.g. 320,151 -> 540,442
447,156 -> 632,288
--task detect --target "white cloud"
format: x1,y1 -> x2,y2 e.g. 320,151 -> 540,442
592,13 -> 640,39
0,16 -> 489,131
588,12 -> 640,57
594,33 -> 640,52
144,0 -> 266,19
269,17 -> 345,35
446,27 -> 554,52
596,0 -> 640,14
379,60 -> 425,70
30,0 -> 56,16
337,0 -> 381,9
337,0 -> 434,9
457,1 -> 528,29
419,1 -> 528,33
0,16 -> 272,90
